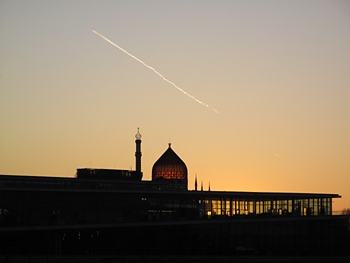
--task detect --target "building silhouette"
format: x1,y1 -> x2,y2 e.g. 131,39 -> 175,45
0,129 -> 349,256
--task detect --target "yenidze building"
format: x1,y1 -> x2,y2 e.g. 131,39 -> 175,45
0,129 -> 349,256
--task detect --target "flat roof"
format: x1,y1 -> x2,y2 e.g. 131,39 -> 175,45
0,174 -> 341,200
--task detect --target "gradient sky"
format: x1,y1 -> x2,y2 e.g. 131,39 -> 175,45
1,0 -> 349,212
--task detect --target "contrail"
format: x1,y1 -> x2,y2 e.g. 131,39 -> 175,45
92,29 -> 218,113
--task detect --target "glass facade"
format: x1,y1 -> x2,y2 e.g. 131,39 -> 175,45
200,196 -> 333,218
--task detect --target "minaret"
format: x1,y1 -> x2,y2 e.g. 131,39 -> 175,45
195,174 -> 198,191
135,128 -> 142,175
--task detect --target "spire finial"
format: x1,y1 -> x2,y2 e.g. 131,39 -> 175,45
135,127 -> 142,140
168,137 -> 172,148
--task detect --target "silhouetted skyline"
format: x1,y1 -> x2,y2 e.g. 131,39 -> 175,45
0,1 -> 349,212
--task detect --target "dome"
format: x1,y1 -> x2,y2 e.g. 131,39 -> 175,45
152,143 -> 188,188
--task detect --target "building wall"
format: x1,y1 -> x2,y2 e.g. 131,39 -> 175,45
1,216 -> 349,256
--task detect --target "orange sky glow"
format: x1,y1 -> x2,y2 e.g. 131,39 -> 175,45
0,1 -> 349,212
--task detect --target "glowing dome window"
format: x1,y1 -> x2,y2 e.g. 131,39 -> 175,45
152,144 -> 188,185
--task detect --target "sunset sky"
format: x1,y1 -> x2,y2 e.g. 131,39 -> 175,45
1,1 -> 349,212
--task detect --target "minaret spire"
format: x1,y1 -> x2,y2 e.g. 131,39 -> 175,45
195,174 -> 198,191
135,128 -> 142,178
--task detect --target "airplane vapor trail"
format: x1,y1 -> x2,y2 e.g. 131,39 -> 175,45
91,29 -> 218,113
